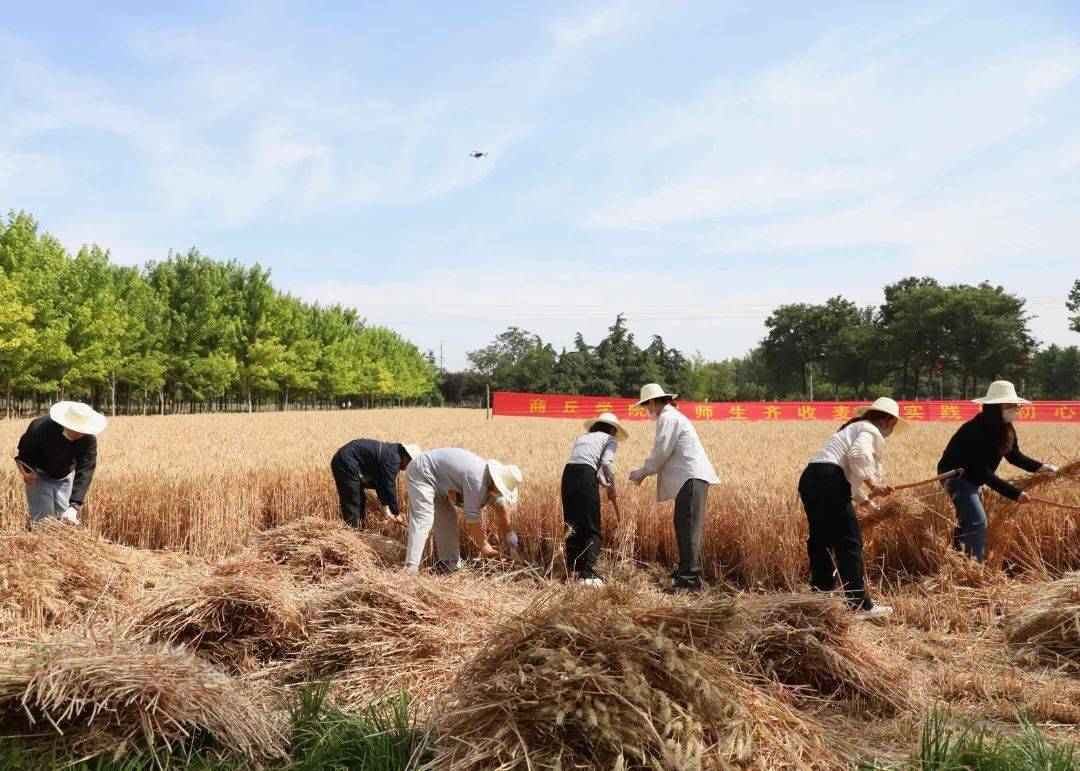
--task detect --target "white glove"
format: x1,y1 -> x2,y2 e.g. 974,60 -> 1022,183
380,504 -> 394,518
864,500 -> 880,512
60,506 -> 80,525
504,531 -> 519,558
1040,464 -> 1059,474
628,468 -> 646,483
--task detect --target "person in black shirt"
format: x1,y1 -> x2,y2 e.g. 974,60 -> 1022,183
14,402 -> 107,526
330,439 -> 420,529
937,381 -> 1057,562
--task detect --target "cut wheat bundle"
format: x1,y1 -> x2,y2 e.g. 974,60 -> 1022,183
738,593 -> 913,716
247,516 -> 382,583
124,568 -> 305,672
429,585 -> 846,770
1005,572 -> 1080,668
0,635 -> 285,763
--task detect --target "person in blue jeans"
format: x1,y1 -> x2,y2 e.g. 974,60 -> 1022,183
937,380 -> 1059,563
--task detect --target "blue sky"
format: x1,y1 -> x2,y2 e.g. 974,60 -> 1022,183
2,1 -> 1078,368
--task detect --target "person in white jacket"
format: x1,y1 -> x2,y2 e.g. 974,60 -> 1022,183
628,383 -> 720,594
798,396 -> 907,618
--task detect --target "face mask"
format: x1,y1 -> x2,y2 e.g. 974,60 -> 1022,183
1002,407 -> 1018,423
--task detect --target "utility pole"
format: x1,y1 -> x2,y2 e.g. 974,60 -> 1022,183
439,341 -> 444,370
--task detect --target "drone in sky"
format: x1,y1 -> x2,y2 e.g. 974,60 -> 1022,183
469,151 -> 488,159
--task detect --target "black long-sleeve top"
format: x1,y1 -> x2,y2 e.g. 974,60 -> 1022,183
937,413 -> 1042,501
332,439 -> 405,515
15,416 -> 98,508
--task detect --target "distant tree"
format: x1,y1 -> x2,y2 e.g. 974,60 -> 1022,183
1067,278 -> 1080,333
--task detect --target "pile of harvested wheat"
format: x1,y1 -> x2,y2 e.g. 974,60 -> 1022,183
738,594 -> 913,715
248,516 -> 382,582
123,564 -> 305,672
290,568 -> 525,706
1005,572 -> 1080,668
430,586 -> 846,770
0,522 -> 194,631
0,636 -> 284,763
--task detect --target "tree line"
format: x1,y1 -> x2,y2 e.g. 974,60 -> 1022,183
0,211 -> 438,416
457,278 -> 1080,403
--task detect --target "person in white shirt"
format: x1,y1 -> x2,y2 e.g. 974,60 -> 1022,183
404,448 -> 522,572
798,396 -> 907,619
628,383 -> 720,594
562,412 -> 627,587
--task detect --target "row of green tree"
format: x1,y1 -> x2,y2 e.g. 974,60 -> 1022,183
460,278 -> 1080,402
0,212 -> 437,415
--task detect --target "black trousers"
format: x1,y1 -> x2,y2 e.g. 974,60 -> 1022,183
330,452 -> 366,529
797,462 -> 870,610
673,478 -> 708,585
562,463 -> 602,577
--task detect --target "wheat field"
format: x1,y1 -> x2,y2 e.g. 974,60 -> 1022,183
1,408 -> 1079,766
2,408 -> 1077,587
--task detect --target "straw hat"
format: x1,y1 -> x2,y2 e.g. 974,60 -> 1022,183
487,459 -> 523,505
635,383 -> 678,406
583,412 -> 628,440
402,444 -> 421,461
49,401 -> 107,436
973,380 -> 1030,405
853,397 -> 911,432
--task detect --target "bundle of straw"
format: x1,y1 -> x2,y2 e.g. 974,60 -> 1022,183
0,636 -> 284,762
1014,459 -> 1080,493
248,516 -> 381,583
1005,572 -> 1080,668
738,594 -> 913,715
124,568 -> 304,671
0,522 -> 194,631
430,585 -> 845,770
290,569 -> 508,706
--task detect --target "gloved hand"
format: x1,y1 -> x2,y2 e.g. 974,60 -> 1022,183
60,506 -> 80,525
504,531 -> 519,558
1040,464 -> 1059,474
862,500 -> 880,512
628,468 -> 646,483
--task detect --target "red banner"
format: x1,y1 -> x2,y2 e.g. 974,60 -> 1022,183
493,391 -> 1080,423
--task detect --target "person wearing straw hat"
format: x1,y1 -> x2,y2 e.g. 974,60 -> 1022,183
799,397 -> 907,619
330,439 -> 421,529
628,383 -> 719,594
562,412 -> 628,587
937,380 -> 1057,563
14,401 -> 107,526
403,447 -> 522,572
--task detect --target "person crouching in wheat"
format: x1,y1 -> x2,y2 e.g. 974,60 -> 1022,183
402,448 -> 522,573
798,396 -> 908,619
628,383 -> 720,595
330,439 -> 420,529
562,412 -> 627,587
14,401 -> 107,527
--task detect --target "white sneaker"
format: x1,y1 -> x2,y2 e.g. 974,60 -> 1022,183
855,605 -> 892,620
578,576 -> 605,588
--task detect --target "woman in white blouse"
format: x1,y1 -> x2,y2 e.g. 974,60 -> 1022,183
798,397 -> 907,618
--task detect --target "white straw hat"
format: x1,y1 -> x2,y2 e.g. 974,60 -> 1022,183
583,412 -> 628,440
973,380 -> 1030,405
635,383 -> 678,406
487,459 -> 523,505
853,396 -> 911,432
402,444 -> 421,461
49,401 -> 107,436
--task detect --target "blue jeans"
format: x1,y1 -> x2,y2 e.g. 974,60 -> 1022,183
25,474 -> 73,525
945,476 -> 987,562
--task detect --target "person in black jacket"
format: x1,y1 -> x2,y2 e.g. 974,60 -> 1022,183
15,402 -> 107,526
937,381 -> 1058,562
330,440 -> 420,529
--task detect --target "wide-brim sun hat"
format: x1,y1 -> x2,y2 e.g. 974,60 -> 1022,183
487,459 -> 523,506
973,380 -> 1030,405
402,444 -> 421,461
853,396 -> 911,432
50,401 -> 107,436
583,412 -> 629,440
635,383 -> 678,406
